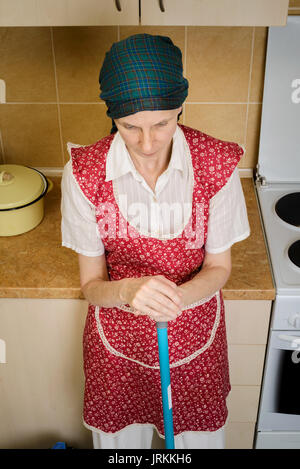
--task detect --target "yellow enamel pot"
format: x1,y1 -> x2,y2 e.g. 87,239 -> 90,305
0,164 -> 53,236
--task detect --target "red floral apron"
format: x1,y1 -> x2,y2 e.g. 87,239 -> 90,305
71,124 -> 243,435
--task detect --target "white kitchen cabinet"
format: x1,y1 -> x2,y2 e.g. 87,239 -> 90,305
141,0 -> 289,26
0,297 -> 272,449
0,0 -> 139,26
0,0 -> 289,27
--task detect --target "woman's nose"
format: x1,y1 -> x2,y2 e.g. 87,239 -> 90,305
140,131 -> 153,152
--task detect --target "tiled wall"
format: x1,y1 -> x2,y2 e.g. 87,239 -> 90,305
0,2 -> 299,171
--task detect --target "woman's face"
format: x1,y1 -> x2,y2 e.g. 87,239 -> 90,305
114,107 -> 182,163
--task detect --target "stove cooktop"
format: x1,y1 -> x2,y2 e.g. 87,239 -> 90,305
275,192 -> 300,228
288,240 -> 300,269
256,183 -> 300,296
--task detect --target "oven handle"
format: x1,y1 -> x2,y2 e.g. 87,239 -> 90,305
278,334 -> 300,349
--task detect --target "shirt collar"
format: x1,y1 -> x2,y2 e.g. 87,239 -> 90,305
105,125 -> 184,182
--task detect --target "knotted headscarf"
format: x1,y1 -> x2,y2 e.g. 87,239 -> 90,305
99,34 -> 189,133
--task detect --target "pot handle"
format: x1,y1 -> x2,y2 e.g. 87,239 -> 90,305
46,177 -> 54,194
0,171 -> 14,184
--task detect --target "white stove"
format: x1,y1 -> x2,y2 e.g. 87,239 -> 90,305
257,184 -> 300,297
254,16 -> 300,449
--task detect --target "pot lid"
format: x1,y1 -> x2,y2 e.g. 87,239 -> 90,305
0,164 -> 45,210
257,16 -> 300,183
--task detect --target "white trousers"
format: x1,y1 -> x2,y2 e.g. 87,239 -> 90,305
92,425 -> 225,449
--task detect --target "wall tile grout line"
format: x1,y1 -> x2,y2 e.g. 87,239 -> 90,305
183,26 -> 188,125
0,129 -> 5,164
50,26 -> 65,167
2,102 -> 108,105
185,102 -> 262,105
243,27 -> 255,151
35,167 -> 254,177
0,76 -> 6,163
2,101 -> 262,105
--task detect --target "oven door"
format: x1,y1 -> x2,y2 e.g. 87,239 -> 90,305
257,330 -> 300,432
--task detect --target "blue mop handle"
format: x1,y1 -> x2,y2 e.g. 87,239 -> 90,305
156,321 -> 175,449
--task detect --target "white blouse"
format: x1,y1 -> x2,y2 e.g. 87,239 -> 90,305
61,126 -> 250,256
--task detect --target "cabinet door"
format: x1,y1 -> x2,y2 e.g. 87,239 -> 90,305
0,0 -> 139,26
0,298 -> 90,449
141,0 -> 289,26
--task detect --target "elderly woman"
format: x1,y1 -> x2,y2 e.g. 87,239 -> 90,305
61,34 -> 250,449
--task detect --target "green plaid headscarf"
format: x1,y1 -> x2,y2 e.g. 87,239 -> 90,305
99,34 -> 189,133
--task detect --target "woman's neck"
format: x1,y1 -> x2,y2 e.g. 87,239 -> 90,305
128,140 -> 173,180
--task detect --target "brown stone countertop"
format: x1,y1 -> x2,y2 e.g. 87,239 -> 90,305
0,176 -> 275,300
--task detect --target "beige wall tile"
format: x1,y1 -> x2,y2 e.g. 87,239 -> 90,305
227,386 -> 260,422
0,27 -> 56,102
185,103 -> 246,149
225,422 -> 255,449
225,300 -> 271,345
0,26 -> 266,170
0,104 -> 62,167
120,26 -> 185,66
60,103 -> 111,163
53,26 -> 118,103
243,103 -> 262,169
228,344 -> 266,385
289,0 -> 300,14
186,27 -> 252,103
250,27 -> 268,103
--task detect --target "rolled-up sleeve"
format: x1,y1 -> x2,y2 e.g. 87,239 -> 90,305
61,160 -> 105,257
205,168 -> 250,254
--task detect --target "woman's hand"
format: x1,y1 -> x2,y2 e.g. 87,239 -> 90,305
120,275 -> 184,322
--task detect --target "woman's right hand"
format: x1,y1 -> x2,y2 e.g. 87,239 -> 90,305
120,275 -> 184,322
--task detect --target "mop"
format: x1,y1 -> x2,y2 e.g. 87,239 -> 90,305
156,321 -> 175,449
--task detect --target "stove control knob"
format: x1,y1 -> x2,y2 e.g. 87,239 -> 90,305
288,313 -> 300,329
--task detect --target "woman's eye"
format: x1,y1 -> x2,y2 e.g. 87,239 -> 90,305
125,125 -> 135,129
156,122 -> 168,127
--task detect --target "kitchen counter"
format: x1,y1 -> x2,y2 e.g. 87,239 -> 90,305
0,176 -> 275,300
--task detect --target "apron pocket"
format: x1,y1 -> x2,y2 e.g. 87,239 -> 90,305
94,291 -> 221,369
